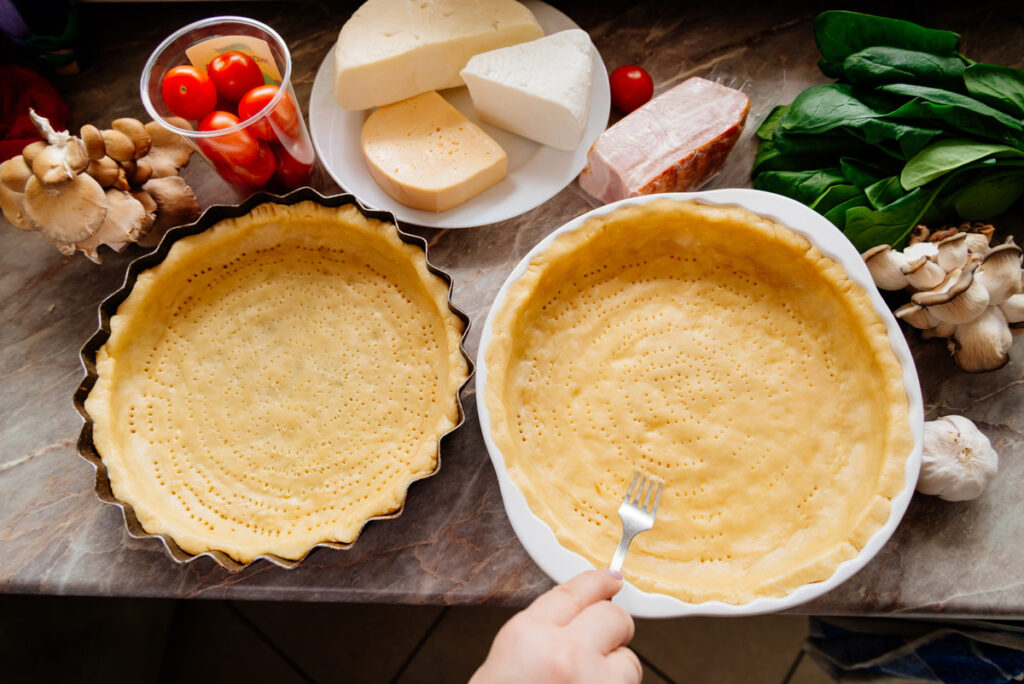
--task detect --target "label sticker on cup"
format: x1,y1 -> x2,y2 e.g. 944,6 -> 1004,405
186,36 -> 282,84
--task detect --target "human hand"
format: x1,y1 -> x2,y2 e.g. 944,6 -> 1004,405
470,570 -> 641,684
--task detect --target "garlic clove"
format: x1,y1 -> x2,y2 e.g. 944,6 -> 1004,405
902,255 -> 946,290
917,415 -> 998,502
975,240 -> 1022,307
951,306 -> 1012,372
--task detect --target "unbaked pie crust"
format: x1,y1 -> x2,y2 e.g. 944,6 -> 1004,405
484,199 -> 912,604
86,201 -> 468,563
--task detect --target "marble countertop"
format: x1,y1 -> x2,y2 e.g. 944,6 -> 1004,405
2,0 -> 1022,617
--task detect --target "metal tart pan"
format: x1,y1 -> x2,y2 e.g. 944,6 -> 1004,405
74,187 -> 473,572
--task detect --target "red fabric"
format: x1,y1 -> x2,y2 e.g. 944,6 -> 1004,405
0,65 -> 69,162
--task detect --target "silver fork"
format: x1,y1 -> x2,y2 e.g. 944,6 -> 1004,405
609,472 -> 663,573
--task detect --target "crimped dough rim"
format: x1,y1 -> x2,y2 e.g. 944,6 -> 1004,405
484,198 -> 913,605
85,201 -> 469,563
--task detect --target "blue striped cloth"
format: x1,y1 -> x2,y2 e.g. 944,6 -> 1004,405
806,617 -> 1024,683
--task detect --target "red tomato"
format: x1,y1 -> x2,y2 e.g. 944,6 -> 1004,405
207,51 -> 265,102
609,65 -> 654,113
217,140 -> 276,190
270,142 -> 314,190
238,85 -> 301,141
197,110 -> 258,167
160,65 -> 217,121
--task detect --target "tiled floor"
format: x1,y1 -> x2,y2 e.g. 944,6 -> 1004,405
0,594 -> 832,683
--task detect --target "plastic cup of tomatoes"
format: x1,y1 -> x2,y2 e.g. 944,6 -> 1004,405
140,16 -> 315,195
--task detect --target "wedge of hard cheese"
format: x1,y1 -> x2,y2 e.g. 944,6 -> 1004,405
461,29 -> 594,151
578,77 -> 749,203
334,0 -> 543,111
361,91 -> 508,212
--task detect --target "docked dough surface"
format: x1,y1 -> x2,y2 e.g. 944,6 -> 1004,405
86,201 -> 468,563
484,199 -> 913,604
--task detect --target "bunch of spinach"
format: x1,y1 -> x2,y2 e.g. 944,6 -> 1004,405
753,10 -> 1024,252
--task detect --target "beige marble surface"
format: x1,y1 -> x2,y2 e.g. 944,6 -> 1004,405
1,0 -> 1023,616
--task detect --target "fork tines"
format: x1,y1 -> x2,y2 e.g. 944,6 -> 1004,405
625,471 -> 663,514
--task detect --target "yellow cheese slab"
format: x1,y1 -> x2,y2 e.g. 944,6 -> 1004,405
333,0 -> 543,110
361,91 -> 508,212
484,199 -> 913,605
85,202 -> 469,563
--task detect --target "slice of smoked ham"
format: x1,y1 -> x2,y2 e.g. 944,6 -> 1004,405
578,77 -> 750,203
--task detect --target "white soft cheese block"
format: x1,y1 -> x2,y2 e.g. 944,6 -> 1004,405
361,91 -> 509,212
460,29 -> 594,151
334,0 -> 544,111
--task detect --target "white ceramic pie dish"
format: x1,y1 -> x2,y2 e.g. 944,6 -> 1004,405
476,188 -> 924,617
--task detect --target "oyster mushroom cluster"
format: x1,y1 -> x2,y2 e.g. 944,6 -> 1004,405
863,225 -> 1023,372
0,109 -> 200,263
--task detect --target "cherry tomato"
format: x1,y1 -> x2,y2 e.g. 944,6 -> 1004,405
216,140 -> 277,190
238,85 -> 301,141
609,65 -> 654,113
198,110 -> 258,167
160,65 -> 217,121
270,142 -> 314,190
207,51 -> 265,102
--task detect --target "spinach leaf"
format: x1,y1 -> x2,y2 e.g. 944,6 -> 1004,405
901,139 -> 1024,190
823,194 -> 871,230
753,169 -> 847,204
839,157 -> 890,188
814,11 -> 960,78
964,63 -> 1024,118
779,84 -> 941,157
756,105 -> 789,141
864,176 -> 905,208
950,171 -> 1024,220
842,185 -> 943,251
810,184 -> 863,214
881,83 -> 1024,147
843,47 -> 966,90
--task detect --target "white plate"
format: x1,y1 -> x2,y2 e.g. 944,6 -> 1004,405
308,0 -> 610,228
476,189 -> 924,617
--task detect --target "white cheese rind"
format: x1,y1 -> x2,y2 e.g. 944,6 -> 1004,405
361,91 -> 509,212
460,29 -> 594,151
334,0 -> 544,111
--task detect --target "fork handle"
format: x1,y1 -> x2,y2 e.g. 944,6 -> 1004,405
609,531 -> 637,573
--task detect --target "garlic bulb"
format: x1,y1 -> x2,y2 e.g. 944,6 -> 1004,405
917,415 -> 998,502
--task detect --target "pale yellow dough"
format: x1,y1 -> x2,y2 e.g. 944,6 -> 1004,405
484,199 -> 913,604
86,201 -> 468,563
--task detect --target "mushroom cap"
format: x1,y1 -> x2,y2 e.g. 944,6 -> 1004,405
976,241 -> 1023,306
141,119 -> 194,178
80,125 -> 106,161
23,173 -> 108,242
70,189 -> 152,263
862,244 -> 910,291
0,155 -> 32,192
952,306 -> 1012,372
112,118 -> 151,159
102,129 -> 136,163
0,183 -> 32,230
